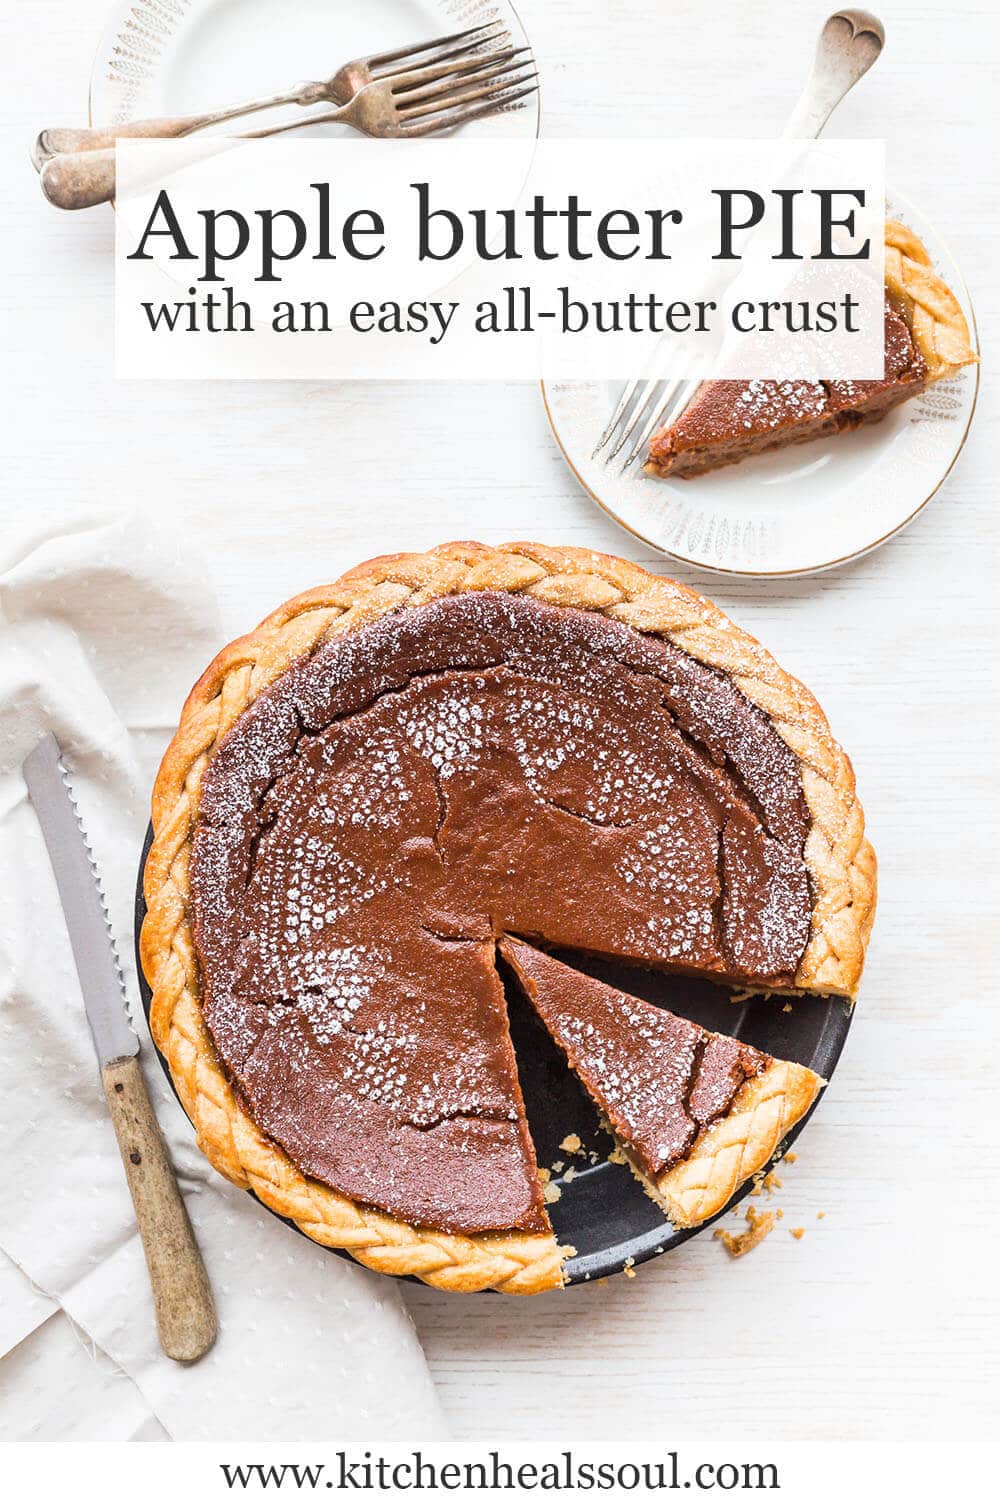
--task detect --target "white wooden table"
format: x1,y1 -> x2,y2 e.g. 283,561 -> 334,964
2,0 -> 997,1441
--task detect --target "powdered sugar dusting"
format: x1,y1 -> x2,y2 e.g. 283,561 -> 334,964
188,591 -> 811,1230
730,379 -> 828,432
504,944 -> 766,1178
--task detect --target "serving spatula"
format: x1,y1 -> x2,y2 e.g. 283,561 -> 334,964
22,733 -> 217,1364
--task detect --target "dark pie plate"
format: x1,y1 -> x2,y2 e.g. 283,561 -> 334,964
135,824 -> 854,1288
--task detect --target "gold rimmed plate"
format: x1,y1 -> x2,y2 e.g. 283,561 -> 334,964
90,0 -> 539,144
543,191 -> 979,578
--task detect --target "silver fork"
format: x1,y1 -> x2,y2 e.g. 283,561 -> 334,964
31,20 -> 511,167
594,8 -> 885,471
40,51 -> 538,210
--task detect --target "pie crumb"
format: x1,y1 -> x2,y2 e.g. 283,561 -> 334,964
817,1210 -> 826,1220
784,1153 -> 797,1164
560,1133 -> 583,1154
623,1257 -> 636,1279
790,1227 -> 805,1240
551,1159 -> 564,1173
563,1165 -> 577,1183
543,1179 -> 562,1204
537,1167 -> 551,1183
782,1002 -> 793,1013
714,1206 -> 776,1258
751,1167 -> 782,1197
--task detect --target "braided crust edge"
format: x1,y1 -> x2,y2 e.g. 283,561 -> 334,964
653,1061 -> 823,1228
141,541 -> 875,1293
885,220 -> 978,383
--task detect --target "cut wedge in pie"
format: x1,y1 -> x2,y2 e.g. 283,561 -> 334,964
141,543 -> 875,1294
645,221 -> 978,479
499,938 -> 822,1229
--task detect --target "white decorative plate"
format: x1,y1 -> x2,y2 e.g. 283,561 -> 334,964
543,192 -> 979,577
90,0 -> 537,142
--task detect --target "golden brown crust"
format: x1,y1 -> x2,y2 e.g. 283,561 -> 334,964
884,220 -> 978,383
141,542 -> 873,1291
655,1060 -> 823,1228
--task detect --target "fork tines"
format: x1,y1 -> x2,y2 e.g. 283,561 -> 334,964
395,51 -> 535,111
391,47 -> 530,95
392,49 -> 539,134
399,75 -> 539,135
367,20 -> 511,76
594,376 -> 699,469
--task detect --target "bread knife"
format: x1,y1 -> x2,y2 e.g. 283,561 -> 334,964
22,733 -> 217,1364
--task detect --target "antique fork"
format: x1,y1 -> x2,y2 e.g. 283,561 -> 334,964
593,8 -> 885,471
31,20 -> 511,167
40,51 -> 538,210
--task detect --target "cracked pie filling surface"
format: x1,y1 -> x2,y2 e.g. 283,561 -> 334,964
142,544 -> 875,1292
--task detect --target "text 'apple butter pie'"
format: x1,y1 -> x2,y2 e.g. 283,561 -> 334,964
142,543 -> 875,1294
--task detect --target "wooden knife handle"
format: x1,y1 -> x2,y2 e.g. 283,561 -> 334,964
102,1054 -> 218,1364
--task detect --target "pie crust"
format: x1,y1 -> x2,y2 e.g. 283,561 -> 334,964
654,1058 -> 821,1227
645,221 -> 977,478
141,542 -> 876,1293
500,937 -> 823,1229
883,220 -> 978,382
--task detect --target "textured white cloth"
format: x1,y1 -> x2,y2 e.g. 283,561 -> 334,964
0,512 -> 446,1442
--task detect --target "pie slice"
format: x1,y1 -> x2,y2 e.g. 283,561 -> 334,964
500,937 -> 822,1229
645,221 -> 977,479
141,543 -> 873,1294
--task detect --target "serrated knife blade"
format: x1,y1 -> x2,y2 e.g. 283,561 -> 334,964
21,730 -> 216,1364
22,732 -> 138,1067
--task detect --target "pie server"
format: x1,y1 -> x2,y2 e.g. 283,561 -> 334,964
22,733 -> 217,1364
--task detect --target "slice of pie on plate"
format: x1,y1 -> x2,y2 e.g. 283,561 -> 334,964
500,938 -> 821,1229
645,221 -> 978,479
141,542 -> 875,1293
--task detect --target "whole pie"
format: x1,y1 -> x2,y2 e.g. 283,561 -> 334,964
142,543 -> 875,1294
645,221 -> 978,478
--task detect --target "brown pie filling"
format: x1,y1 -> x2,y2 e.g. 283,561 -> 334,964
500,938 -> 773,1179
191,592 -> 813,1236
646,297 -> 928,478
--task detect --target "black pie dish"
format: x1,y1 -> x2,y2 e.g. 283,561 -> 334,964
135,824 -> 853,1288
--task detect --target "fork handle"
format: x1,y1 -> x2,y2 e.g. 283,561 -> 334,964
781,9 -> 885,138
41,148 -> 117,210
39,97 -> 356,209
239,102 -> 354,139
31,84 -> 335,170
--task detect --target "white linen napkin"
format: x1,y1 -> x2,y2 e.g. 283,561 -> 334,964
0,512 -> 446,1442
